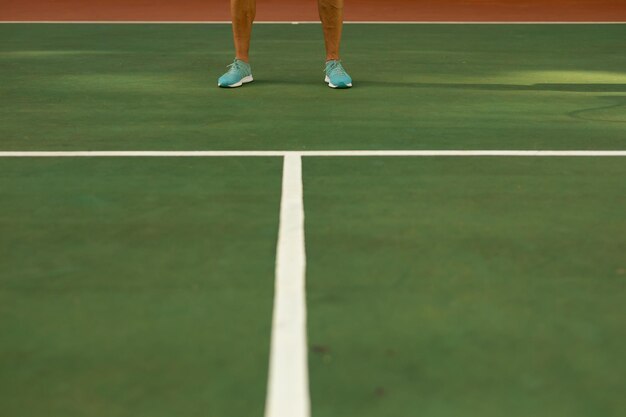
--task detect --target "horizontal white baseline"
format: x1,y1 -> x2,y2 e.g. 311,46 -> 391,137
1,150 -> 625,157
0,21 -> 624,25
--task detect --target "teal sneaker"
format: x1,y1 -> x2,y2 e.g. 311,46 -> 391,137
324,60 -> 352,89
218,59 -> 253,88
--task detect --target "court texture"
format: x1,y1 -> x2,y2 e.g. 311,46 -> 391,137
1,1 -> 625,416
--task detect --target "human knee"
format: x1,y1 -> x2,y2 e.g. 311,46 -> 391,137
232,0 -> 256,17
318,0 -> 344,12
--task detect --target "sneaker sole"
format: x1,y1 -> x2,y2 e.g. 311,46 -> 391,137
218,75 -> 254,88
324,75 -> 352,89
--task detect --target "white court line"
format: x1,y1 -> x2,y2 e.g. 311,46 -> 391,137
0,21 -> 623,24
0,151 -> 288,157
265,153 -> 310,417
1,150 -> 626,157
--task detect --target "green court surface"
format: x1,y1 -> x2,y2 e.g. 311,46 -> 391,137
1,21 -> 625,417
0,158 -> 282,417
305,157 -> 625,417
1,23 -> 625,151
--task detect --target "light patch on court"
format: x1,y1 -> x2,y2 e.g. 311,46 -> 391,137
357,69 -> 626,89
508,70 -> 626,84
48,74 -> 199,94
0,50 -> 115,58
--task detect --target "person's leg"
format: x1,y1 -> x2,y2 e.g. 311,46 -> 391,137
217,0 -> 255,87
231,0 -> 256,62
319,0 -> 352,88
318,0 -> 344,61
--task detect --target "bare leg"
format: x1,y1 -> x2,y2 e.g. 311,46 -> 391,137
231,0 -> 256,62
318,0 -> 344,61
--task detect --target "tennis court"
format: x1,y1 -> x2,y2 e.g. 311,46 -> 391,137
1,3 -> 625,417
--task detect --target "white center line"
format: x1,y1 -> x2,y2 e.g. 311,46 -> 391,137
265,153 -> 310,417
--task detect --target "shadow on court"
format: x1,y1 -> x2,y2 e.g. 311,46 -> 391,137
236,79 -> 324,87
357,82 -> 626,93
